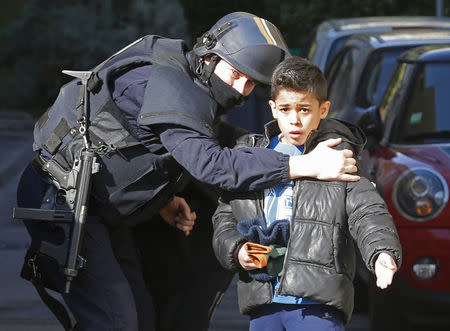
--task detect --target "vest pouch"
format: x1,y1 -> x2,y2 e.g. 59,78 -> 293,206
22,208 -> 68,294
21,244 -> 64,293
92,144 -> 178,226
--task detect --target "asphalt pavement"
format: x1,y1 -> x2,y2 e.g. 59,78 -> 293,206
0,113 -> 369,330
0,120 -> 65,331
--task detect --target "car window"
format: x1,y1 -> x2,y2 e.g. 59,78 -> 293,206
356,48 -> 410,110
327,47 -> 363,118
306,39 -> 317,59
324,36 -> 350,70
395,62 -> 450,144
379,63 -> 408,123
305,27 -> 318,60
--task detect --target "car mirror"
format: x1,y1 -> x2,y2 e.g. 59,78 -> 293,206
357,106 -> 383,155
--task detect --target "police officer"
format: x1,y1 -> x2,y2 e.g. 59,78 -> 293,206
17,11 -> 360,331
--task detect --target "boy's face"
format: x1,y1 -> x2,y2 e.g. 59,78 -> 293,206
269,89 -> 330,146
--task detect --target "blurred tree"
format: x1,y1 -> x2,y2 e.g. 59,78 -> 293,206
280,0 -> 439,50
0,0 -> 27,35
1,0 -> 447,113
0,0 -> 189,114
180,0 -> 446,50
179,0 -> 282,48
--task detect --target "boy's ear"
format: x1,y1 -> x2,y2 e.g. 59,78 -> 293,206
320,100 -> 331,119
269,100 -> 278,119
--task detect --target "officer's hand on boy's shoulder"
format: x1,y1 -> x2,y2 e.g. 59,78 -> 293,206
308,138 -> 360,182
159,196 -> 196,236
289,137 -> 360,182
374,252 -> 398,289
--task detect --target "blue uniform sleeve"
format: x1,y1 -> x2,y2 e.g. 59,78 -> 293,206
159,127 -> 291,192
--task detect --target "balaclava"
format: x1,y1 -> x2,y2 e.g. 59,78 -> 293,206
189,51 -> 249,114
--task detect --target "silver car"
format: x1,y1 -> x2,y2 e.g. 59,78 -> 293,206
305,16 -> 450,71
325,29 -> 450,124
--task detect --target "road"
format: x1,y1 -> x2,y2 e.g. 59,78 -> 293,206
0,118 -> 64,330
0,113 -> 369,330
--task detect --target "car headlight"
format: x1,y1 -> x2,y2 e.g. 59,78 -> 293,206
393,167 -> 448,222
413,256 -> 438,280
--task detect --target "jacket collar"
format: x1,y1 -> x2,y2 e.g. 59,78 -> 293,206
263,120 -> 281,140
262,118 -> 366,156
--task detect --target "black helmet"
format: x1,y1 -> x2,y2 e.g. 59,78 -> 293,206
193,12 -> 291,85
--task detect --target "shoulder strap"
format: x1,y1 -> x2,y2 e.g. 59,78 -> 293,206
34,281 -> 74,331
26,254 -> 74,331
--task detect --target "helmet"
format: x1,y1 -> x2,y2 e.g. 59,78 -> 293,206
193,12 -> 291,85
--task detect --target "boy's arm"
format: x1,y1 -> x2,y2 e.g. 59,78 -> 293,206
346,177 -> 402,277
212,196 -> 247,271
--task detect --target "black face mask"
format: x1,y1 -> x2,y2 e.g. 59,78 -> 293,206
209,73 -> 249,115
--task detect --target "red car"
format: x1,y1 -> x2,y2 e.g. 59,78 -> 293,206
357,44 -> 450,330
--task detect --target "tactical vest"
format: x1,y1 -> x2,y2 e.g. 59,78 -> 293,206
33,35 -> 218,226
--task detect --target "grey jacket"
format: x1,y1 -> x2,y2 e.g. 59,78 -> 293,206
212,119 -> 402,323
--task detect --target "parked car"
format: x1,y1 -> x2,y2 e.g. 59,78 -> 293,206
229,17 -> 450,133
304,16 -> 450,71
325,29 -> 450,124
356,44 -> 450,331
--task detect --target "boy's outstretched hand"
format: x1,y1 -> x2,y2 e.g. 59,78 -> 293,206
289,137 -> 360,182
374,252 -> 398,289
159,196 -> 197,236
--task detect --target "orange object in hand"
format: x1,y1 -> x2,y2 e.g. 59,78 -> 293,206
244,242 -> 273,268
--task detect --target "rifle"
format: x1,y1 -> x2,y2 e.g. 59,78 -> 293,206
13,70 -> 100,294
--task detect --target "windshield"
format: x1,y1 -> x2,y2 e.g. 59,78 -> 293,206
395,62 -> 450,144
327,46 -> 364,118
325,36 -> 349,70
356,47 -> 410,109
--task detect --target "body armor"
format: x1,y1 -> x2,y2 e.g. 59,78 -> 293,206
33,35 -> 219,225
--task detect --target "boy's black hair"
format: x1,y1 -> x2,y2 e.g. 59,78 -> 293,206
270,56 -> 327,103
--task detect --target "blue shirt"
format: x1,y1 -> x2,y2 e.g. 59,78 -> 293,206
265,135 -> 318,305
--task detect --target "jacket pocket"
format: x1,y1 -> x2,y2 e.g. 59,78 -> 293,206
334,228 -> 355,278
237,276 -> 273,315
288,220 -> 334,268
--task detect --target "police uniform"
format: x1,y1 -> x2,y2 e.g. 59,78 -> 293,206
17,12 -> 291,331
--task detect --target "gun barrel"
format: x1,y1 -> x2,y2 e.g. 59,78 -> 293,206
64,149 -> 97,292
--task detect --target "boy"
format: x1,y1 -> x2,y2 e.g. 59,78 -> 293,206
212,56 -> 402,330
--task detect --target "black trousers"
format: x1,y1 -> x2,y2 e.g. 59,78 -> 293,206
134,182 -> 234,331
18,166 -> 233,331
65,219 -> 155,331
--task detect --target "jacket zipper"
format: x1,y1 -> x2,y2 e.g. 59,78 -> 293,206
276,179 -> 300,296
256,128 -> 297,296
